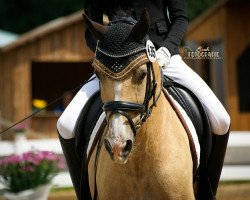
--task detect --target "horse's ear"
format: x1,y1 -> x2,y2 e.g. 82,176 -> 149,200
82,13 -> 108,41
131,9 -> 150,40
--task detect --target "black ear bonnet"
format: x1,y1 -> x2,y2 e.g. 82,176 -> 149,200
95,17 -> 149,73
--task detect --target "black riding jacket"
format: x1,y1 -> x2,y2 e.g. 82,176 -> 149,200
84,0 -> 188,55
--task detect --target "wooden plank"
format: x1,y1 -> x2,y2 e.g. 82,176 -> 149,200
31,113 -> 60,138
225,3 -> 250,130
185,6 -> 226,42
1,52 -> 14,121
1,10 -> 83,53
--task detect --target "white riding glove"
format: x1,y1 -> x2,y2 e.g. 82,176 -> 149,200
156,47 -> 171,69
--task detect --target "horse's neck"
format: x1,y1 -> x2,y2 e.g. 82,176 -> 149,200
128,90 -> 192,176
93,89 -> 194,199
134,93 -> 169,154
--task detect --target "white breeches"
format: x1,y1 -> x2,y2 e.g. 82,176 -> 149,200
57,55 -> 230,139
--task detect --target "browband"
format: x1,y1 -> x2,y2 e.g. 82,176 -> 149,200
92,54 -> 149,80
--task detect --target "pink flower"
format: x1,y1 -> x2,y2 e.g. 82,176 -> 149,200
14,122 -> 28,131
0,155 -> 21,166
22,151 -> 42,165
57,157 -> 65,170
0,149 -> 64,192
22,166 -> 34,172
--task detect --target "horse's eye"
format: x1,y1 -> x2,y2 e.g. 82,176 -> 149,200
138,70 -> 147,81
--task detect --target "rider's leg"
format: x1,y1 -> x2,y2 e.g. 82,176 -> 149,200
197,131 -> 229,199
58,135 -> 82,199
57,75 -> 99,139
163,55 -> 230,135
163,55 -> 230,197
57,75 -> 99,198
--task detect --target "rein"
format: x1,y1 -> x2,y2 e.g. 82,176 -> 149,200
103,62 -> 162,136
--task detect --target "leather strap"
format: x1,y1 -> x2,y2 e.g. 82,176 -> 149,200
102,62 -> 162,137
104,101 -> 145,112
163,88 -> 198,174
92,54 -> 149,80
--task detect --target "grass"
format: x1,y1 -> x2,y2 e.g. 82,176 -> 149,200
0,186 -> 75,196
51,186 -> 74,193
220,180 -> 250,185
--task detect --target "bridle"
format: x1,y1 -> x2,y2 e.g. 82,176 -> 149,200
92,60 -> 163,200
102,61 -> 163,136
92,17 -> 163,136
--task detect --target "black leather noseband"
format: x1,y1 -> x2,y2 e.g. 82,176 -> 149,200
103,101 -> 145,135
103,62 -> 162,136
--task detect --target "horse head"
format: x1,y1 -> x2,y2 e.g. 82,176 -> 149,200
83,10 -> 162,164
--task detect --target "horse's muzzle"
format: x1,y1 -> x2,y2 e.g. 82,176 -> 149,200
104,138 -> 133,163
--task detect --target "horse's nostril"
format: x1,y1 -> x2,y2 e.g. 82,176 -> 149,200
123,140 -> 133,155
104,138 -> 132,160
104,139 -> 113,156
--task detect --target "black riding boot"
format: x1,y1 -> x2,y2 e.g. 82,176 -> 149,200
197,131 -> 230,200
59,134 -> 82,199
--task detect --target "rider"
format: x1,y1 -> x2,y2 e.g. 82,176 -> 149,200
57,0 -> 230,199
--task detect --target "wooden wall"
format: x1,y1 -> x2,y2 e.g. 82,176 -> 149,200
185,1 -> 250,131
186,5 -> 227,42
225,2 -> 250,130
0,12 -> 94,137
0,52 -> 16,121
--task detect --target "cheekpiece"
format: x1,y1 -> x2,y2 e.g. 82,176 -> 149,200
92,17 -> 150,80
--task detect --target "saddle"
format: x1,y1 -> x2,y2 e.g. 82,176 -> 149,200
163,76 -> 212,171
74,76 -> 212,198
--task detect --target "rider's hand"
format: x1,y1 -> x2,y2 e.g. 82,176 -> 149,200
156,47 -> 171,68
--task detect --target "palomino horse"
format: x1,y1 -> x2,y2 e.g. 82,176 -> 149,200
84,10 -> 195,200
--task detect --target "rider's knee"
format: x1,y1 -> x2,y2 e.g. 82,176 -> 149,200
211,112 -> 231,135
57,116 -> 75,139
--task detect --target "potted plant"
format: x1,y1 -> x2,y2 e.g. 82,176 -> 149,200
0,150 -> 65,200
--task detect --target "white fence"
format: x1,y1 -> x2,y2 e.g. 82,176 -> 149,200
222,132 -> 250,181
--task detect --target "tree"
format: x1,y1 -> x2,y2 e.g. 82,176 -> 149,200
0,0 -> 83,34
188,0 -> 217,21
